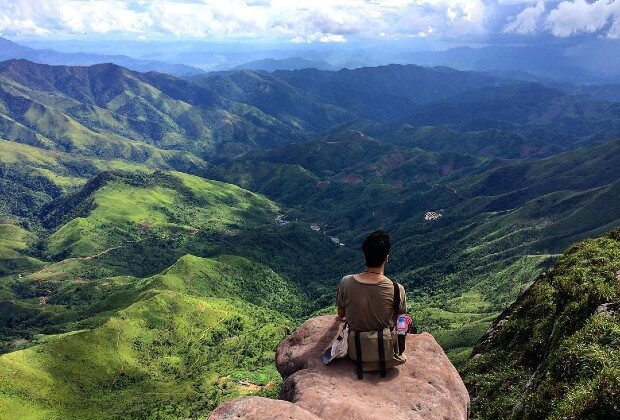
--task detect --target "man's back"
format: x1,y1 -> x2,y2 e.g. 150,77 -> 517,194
337,274 -> 406,332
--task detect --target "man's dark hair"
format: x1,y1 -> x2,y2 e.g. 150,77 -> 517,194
362,231 -> 391,267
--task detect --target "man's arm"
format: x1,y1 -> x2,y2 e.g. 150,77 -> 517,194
336,278 -> 346,320
392,283 -> 407,324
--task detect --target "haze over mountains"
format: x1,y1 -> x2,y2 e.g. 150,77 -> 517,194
7,36 -> 620,84
0,37 -> 204,77
0,47 -> 619,418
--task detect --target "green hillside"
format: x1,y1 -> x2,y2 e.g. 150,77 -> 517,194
0,188 -> 315,419
43,170 -> 277,259
464,229 -> 620,419
0,166 -> 340,361
0,223 -> 44,275
0,260 -> 293,418
0,139 -> 156,221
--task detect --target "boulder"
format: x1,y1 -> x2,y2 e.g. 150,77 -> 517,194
210,397 -> 320,419
210,315 -> 469,419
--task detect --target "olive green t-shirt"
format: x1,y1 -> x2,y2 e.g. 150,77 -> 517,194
336,274 -> 406,332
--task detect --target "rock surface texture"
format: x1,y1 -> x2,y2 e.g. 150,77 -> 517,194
210,315 -> 470,419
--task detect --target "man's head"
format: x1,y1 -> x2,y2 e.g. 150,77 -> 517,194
362,230 -> 390,268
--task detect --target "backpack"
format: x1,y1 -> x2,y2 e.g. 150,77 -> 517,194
347,280 -> 406,379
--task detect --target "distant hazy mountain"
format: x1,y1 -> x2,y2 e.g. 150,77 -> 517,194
558,84 -> 620,103
199,64 -> 511,122
401,83 -> 620,148
406,44 -> 620,84
0,37 -> 204,77
232,57 -> 334,72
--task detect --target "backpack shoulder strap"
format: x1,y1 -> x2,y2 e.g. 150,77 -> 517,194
377,329 -> 387,377
354,331 -> 363,380
392,280 -> 400,314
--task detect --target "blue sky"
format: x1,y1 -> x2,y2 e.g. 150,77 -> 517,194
1,0 -> 619,44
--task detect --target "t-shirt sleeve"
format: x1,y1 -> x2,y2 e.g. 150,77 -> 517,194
397,284 -> 407,315
336,277 -> 347,309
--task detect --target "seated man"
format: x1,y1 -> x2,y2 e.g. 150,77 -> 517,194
337,230 -> 407,378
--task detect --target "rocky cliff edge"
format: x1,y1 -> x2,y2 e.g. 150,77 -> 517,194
211,315 -> 469,419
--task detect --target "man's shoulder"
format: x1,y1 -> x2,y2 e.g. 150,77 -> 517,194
339,274 -> 355,286
387,277 -> 405,290
382,277 -> 404,288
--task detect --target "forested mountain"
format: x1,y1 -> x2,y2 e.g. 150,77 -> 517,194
198,64 -> 511,121
2,59 -> 619,164
197,66 -> 620,157
464,229 -> 620,419
403,84 -> 620,148
0,59 -> 618,418
0,60 -> 311,160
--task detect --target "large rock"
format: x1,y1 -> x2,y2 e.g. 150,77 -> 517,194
211,316 -> 469,419
210,397 -> 320,419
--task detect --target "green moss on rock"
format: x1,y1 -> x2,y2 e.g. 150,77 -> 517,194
464,229 -> 620,419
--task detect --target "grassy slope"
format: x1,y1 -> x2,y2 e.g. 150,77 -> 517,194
464,229 -> 620,419
0,138 -> 163,225
0,224 -> 44,275
0,153 -> 351,415
45,170 -> 277,259
0,290 -> 290,418
0,75 -> 207,169
0,240 -> 315,418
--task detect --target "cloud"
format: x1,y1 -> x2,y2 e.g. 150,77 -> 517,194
0,0 -> 618,42
0,0 -> 497,42
504,1 -> 545,34
546,0 -> 620,38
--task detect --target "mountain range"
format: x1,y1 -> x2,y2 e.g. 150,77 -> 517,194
406,43 -> 620,84
0,59 -> 618,418
0,37 -> 204,77
232,57 -> 334,72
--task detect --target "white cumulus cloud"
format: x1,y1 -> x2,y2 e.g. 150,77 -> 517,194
546,0 -> 620,38
0,0 -> 619,41
504,1 -> 545,34
0,0 -> 497,41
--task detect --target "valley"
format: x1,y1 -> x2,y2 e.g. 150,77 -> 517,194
0,60 -> 619,417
